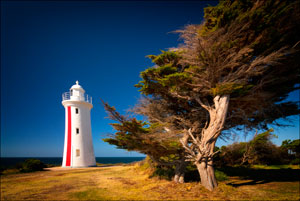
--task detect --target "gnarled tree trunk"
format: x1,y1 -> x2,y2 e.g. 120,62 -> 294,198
195,141 -> 218,191
174,133 -> 189,183
195,95 -> 230,191
173,158 -> 187,183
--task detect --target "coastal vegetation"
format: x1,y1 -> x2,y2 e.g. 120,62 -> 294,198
1,163 -> 299,200
0,159 -> 47,175
1,135 -> 299,200
102,0 -> 300,191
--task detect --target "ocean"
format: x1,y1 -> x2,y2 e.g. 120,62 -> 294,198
0,157 -> 145,169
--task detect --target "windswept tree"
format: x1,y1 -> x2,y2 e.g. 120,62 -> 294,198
136,0 -> 300,190
101,100 -> 187,183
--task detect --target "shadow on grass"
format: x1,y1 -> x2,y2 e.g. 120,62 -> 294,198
184,166 -> 300,187
218,166 -> 300,187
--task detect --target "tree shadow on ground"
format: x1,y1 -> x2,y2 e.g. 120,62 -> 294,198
184,166 -> 300,187
218,166 -> 300,187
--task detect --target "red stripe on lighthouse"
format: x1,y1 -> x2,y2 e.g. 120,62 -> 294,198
66,106 -> 72,166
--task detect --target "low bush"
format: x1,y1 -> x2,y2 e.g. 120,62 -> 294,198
19,159 -> 46,172
151,166 -> 174,180
1,168 -> 20,174
291,158 -> 300,165
215,170 -> 228,181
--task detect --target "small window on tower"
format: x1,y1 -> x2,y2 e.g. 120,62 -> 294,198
76,149 -> 80,157
76,128 -> 79,134
75,108 -> 79,114
70,89 -> 73,96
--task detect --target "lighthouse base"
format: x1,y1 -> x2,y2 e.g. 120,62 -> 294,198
62,165 -> 97,168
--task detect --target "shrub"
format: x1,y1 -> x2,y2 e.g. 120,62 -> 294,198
2,169 -> 20,174
151,166 -> 174,180
20,159 -> 46,172
291,158 -> 300,165
215,170 -> 228,181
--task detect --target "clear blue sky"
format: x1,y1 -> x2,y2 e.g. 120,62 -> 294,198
1,1 -> 299,157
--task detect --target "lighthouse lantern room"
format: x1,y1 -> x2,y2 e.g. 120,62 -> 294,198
62,81 -> 96,167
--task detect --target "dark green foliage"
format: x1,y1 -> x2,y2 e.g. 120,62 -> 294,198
150,166 -> 175,181
202,0 -> 253,34
290,140 -> 300,156
135,50 -> 189,97
210,83 -> 254,97
219,129 -> 273,165
214,170 -> 228,181
203,0 -> 300,54
219,142 -> 248,166
216,130 -> 298,166
291,158 -> 300,165
101,100 -> 184,164
147,50 -> 181,66
0,159 -> 47,175
281,139 -> 300,156
19,159 -> 46,173
103,118 -> 149,151
280,139 -> 300,164
247,129 -> 281,165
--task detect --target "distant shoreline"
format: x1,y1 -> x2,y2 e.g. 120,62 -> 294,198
0,157 -> 146,169
1,156 -> 145,158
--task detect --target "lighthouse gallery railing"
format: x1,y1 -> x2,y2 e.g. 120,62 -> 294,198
62,92 -> 92,104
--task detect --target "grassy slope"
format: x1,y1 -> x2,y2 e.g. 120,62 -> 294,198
1,164 -> 299,200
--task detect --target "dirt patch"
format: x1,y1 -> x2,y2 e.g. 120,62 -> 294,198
52,172 -> 67,176
19,184 -> 76,200
42,184 -> 75,195
108,177 -> 137,185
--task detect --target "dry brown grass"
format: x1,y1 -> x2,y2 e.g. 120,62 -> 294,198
1,164 -> 299,200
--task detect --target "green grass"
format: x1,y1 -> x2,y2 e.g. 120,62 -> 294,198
252,164 -> 299,169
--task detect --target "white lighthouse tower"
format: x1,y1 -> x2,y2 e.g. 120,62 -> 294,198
62,81 -> 96,167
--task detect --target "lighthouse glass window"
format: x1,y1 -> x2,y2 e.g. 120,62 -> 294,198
76,149 -> 80,157
76,128 -> 79,134
75,108 -> 79,114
